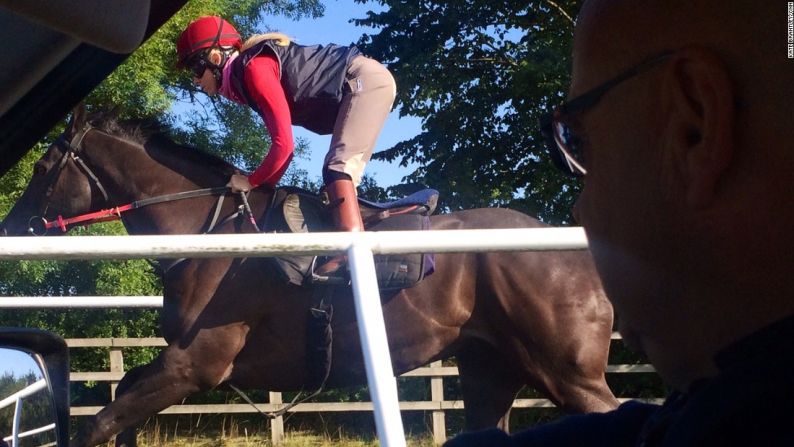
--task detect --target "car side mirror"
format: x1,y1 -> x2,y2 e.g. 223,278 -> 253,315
0,328 -> 69,447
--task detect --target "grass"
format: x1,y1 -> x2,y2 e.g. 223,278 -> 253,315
133,431 -> 435,446
118,417 -> 437,446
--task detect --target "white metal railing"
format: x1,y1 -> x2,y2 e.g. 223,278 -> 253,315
0,296 -> 163,308
0,228 -> 588,259
0,227 -> 589,447
0,379 -> 56,447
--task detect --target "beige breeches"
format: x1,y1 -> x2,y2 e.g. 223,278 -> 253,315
324,56 -> 397,187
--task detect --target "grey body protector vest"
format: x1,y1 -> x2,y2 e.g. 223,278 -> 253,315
230,39 -> 362,135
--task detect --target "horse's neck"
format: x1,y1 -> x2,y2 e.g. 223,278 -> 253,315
85,131 -> 232,235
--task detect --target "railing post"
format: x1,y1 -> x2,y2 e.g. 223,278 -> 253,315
430,360 -> 446,445
269,391 -> 284,445
12,396 -> 21,447
109,346 -> 124,400
348,241 -> 407,447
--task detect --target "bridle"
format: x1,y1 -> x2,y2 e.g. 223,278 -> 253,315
42,125 -> 107,209
29,124 -> 107,234
28,124 -> 257,235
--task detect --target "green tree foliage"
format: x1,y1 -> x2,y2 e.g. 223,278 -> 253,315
354,0 -> 581,223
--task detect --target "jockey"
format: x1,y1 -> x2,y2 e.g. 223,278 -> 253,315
176,16 -> 396,275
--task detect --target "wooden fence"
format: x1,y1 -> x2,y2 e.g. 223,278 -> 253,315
65,335 -> 661,445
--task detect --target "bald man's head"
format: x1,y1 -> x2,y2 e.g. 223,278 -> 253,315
565,0 -> 794,390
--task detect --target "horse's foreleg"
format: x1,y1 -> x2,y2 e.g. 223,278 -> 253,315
457,342 -> 525,432
72,362 -> 148,447
540,313 -> 619,414
547,341 -> 620,414
111,364 -> 156,447
72,341 -> 234,447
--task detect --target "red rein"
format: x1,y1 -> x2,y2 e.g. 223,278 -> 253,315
35,186 -> 232,234
44,204 -> 135,232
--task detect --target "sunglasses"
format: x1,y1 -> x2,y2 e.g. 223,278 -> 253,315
186,54 -> 209,78
540,52 -> 673,177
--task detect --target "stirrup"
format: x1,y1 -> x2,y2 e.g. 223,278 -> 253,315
308,257 -> 350,286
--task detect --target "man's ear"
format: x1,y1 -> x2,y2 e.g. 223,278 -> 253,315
660,47 -> 735,208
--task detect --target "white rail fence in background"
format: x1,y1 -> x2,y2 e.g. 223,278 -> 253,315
0,228 -> 596,447
0,379 -> 56,446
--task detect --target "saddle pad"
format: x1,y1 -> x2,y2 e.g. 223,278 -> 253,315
282,191 -> 332,234
270,214 -> 434,291
369,213 -> 434,290
266,187 -> 436,290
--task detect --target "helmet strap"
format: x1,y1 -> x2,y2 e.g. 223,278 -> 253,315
205,17 -> 236,88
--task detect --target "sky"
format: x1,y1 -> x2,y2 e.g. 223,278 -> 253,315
0,349 -> 42,380
258,0 -> 423,187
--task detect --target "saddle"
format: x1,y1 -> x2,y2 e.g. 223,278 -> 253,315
261,186 -> 438,291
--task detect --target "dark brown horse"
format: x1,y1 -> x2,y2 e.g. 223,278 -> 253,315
1,107 -> 618,447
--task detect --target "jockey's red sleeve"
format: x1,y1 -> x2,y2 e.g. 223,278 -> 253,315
243,54 -> 294,189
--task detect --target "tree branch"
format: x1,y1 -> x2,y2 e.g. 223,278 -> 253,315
469,58 -> 519,68
544,0 -> 575,25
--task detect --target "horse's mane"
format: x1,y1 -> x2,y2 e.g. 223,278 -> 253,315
87,111 -> 237,176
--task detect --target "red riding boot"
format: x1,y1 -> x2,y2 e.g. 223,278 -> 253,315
314,179 -> 364,277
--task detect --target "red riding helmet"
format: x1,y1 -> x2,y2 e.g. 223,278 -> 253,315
176,16 -> 242,68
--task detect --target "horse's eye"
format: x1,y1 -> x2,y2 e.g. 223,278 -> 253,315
33,164 -> 47,176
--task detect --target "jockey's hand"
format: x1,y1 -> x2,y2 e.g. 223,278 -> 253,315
226,174 -> 252,194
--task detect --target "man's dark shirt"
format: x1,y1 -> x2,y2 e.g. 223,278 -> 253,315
445,313 -> 794,447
